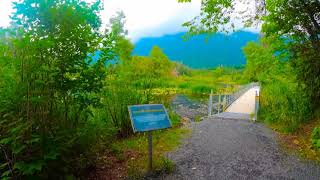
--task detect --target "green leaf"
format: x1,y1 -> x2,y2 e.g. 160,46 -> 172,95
1,170 -> 11,178
44,150 -> 59,160
12,144 -> 26,154
0,162 -> 9,170
0,138 -> 12,145
14,160 -> 44,175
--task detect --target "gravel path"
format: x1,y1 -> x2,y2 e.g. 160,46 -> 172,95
156,118 -> 320,180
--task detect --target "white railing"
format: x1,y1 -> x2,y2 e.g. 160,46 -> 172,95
224,82 -> 259,111
208,82 -> 259,116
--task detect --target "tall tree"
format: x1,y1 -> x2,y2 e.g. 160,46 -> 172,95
179,0 -> 266,34
263,0 -> 320,108
180,0 -> 320,109
0,0 -> 118,178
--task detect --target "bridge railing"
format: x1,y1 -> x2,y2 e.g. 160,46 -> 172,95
208,82 -> 260,116
223,82 -> 259,111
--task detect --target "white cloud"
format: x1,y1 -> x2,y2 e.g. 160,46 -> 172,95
0,0 -> 14,27
0,0 -> 259,41
101,0 -> 201,42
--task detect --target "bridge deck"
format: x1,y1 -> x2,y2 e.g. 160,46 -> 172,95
210,85 -> 260,120
225,86 -> 260,114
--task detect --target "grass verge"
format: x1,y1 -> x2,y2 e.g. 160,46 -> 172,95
271,119 -> 320,162
90,127 -> 190,179
117,127 -> 189,179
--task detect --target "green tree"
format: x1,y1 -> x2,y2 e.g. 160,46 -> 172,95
182,0 -> 320,110
243,37 -> 311,131
0,0 -> 118,178
149,46 -> 173,77
179,0 -> 266,34
263,0 -> 320,109
108,11 -> 134,62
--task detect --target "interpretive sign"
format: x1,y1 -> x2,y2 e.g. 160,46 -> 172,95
128,104 -> 172,173
128,104 -> 171,132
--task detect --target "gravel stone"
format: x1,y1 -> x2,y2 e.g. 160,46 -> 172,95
153,118 -> 320,180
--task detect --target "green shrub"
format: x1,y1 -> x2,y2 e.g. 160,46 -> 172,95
259,81 -> 311,132
178,82 -> 191,89
160,157 -> 175,174
0,0 -> 118,178
312,127 -> 320,149
191,84 -> 212,94
168,110 -> 181,127
100,85 -> 149,137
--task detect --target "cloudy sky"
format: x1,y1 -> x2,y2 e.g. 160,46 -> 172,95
0,0 -> 259,42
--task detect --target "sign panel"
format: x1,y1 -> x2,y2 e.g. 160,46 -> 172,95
128,104 -> 171,132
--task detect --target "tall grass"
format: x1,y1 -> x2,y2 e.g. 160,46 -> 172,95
259,81 -> 311,132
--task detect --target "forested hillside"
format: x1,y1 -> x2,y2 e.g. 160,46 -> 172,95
134,31 -> 259,68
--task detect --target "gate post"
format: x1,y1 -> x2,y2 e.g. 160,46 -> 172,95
253,90 -> 259,121
208,89 -> 213,117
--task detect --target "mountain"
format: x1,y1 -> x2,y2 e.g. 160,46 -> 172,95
133,31 -> 259,68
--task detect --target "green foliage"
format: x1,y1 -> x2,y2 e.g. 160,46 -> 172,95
312,127 -> 320,149
181,0 -> 265,35
188,0 -> 320,111
99,46 -> 176,137
243,38 -> 311,132
242,41 -> 278,82
174,62 -> 192,76
259,81 -> 311,132
191,84 -> 212,94
185,0 -> 320,130
0,0 -> 118,178
115,127 -> 188,178
160,157 -> 175,173
149,46 -> 174,77
263,0 -> 320,109
168,110 -> 181,127
172,65 -> 245,96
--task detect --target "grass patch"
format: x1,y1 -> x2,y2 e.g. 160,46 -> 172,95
273,118 -> 320,162
112,127 -> 190,178
195,115 -> 202,122
172,67 -> 246,96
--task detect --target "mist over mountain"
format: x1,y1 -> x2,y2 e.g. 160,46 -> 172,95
133,31 -> 259,68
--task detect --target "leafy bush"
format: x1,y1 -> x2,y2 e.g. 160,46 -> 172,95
178,82 -> 191,89
259,81 -> 311,132
174,62 -> 192,76
191,84 -> 213,94
0,0 -> 120,178
97,46 -> 176,137
101,85 -> 149,137
243,38 -> 312,132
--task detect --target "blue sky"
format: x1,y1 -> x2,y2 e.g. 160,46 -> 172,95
0,0 -> 260,42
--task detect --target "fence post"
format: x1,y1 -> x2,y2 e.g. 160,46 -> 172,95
253,89 -> 259,121
208,89 -> 213,117
223,94 -> 226,112
218,93 -> 221,114
148,131 -> 152,173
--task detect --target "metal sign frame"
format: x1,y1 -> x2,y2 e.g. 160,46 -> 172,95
128,104 -> 172,173
128,104 -> 172,133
